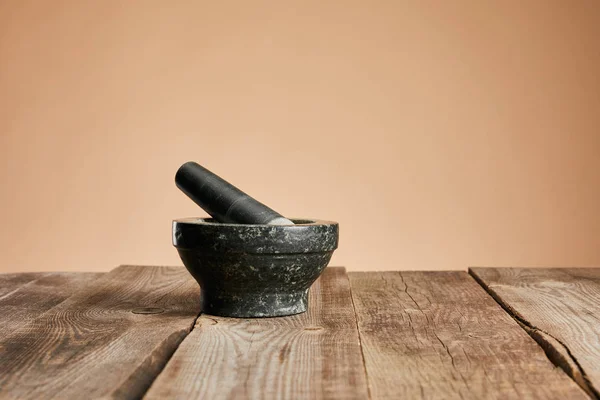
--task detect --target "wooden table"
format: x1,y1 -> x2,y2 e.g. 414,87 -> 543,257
1,266 -> 599,399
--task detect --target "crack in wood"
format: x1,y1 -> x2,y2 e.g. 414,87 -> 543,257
350,270 -> 588,399
397,272 -> 472,393
469,269 -> 599,400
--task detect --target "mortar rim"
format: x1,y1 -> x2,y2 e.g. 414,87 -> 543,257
172,217 -> 337,227
172,217 -> 339,253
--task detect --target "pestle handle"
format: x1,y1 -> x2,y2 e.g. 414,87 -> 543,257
175,162 -> 293,225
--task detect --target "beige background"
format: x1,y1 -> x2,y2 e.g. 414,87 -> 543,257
1,1 -> 599,273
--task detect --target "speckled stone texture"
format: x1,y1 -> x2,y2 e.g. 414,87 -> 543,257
173,218 -> 338,317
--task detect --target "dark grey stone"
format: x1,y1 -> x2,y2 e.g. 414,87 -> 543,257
173,218 -> 338,317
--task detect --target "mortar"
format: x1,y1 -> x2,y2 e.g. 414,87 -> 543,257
173,218 -> 338,317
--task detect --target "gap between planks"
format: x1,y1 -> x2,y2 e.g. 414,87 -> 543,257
5,267 -> 592,399
143,267 -> 369,400
469,268 -> 599,399
348,270 -> 588,399
0,266 -> 202,400
347,273 -> 373,400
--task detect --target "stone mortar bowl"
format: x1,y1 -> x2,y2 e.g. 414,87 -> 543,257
173,218 -> 339,317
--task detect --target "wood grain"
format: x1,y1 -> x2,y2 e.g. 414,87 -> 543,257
0,272 -> 46,299
0,272 -> 102,340
0,265 -> 200,400
470,267 -> 600,398
349,271 -> 588,400
144,267 -> 369,400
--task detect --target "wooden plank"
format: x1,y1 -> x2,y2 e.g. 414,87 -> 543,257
0,272 -> 102,340
0,272 -> 46,299
0,265 -> 200,400
349,271 -> 588,400
144,267 -> 369,400
470,267 -> 600,398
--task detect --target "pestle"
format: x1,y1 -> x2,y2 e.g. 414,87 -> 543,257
175,161 -> 293,225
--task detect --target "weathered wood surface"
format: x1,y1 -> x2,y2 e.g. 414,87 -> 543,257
348,271 -> 588,399
0,272 -> 102,340
144,267 -> 369,400
3,267 -> 598,399
470,267 -> 600,398
0,272 -> 45,299
0,266 -> 200,400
